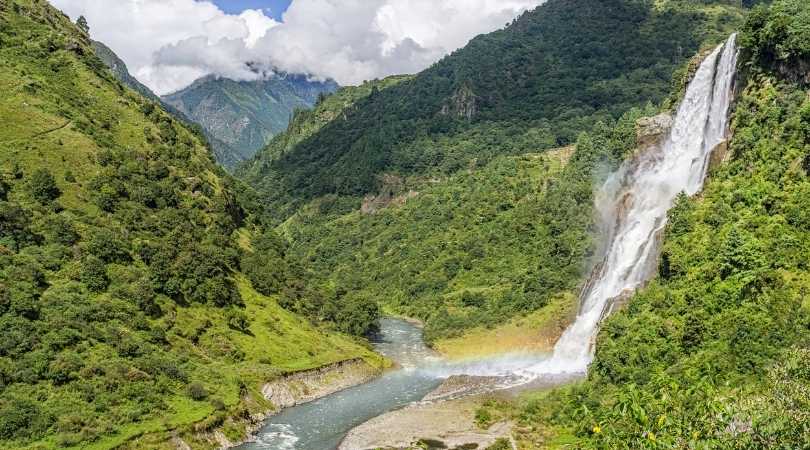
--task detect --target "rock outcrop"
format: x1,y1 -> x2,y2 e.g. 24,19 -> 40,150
708,138 -> 730,172
361,174 -> 418,214
441,84 -> 479,120
261,358 -> 380,409
635,113 -> 673,149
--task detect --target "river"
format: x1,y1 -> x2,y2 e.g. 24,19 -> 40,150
237,318 -> 546,450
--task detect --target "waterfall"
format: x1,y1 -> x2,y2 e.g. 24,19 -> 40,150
527,34 -> 739,377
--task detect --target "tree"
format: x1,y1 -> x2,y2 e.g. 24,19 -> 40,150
76,16 -> 89,34
26,169 -> 60,204
0,178 -> 8,201
79,255 -> 108,292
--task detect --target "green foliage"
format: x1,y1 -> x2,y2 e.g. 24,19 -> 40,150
740,0 -> 810,69
518,7 -> 810,445
0,2 -> 377,449
275,107 -> 649,342
486,439 -> 511,450
26,168 -> 60,204
186,382 -> 208,401
75,16 -> 88,34
243,0 -> 743,219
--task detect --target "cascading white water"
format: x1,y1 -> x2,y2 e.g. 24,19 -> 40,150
527,34 -> 739,376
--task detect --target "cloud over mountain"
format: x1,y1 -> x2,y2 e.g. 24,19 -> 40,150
50,0 -> 542,94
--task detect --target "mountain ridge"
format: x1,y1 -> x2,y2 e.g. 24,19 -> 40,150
242,0 -> 746,221
162,72 -> 338,168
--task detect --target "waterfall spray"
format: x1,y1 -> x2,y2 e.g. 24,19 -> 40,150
526,34 -> 739,377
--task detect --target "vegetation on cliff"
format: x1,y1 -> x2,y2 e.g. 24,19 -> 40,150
516,2 -> 810,447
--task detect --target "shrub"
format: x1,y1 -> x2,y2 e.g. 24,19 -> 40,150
0,396 -> 47,440
186,382 -> 208,401
226,308 -> 250,334
79,255 -> 108,292
26,168 -> 60,203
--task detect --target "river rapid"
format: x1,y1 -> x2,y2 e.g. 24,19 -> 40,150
238,318 -> 547,450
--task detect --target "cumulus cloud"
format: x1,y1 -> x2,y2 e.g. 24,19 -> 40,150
49,0 -> 279,93
48,0 -> 542,94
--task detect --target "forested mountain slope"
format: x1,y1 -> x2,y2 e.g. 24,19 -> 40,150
239,0 -> 745,339
162,73 -> 338,168
277,111 -> 650,343
243,0 -> 744,218
238,75 -> 412,176
513,1 -> 810,447
91,39 -> 251,170
0,1 -> 377,449
90,40 -> 158,104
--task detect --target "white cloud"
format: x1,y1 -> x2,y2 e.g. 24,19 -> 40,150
48,0 -> 542,94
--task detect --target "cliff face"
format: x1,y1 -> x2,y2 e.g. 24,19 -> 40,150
776,57 -> 810,85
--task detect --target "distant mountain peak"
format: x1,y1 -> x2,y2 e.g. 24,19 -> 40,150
161,71 -> 338,168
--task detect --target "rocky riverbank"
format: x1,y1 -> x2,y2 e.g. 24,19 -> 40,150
171,358 -> 384,450
339,395 -> 514,450
338,375 -> 521,450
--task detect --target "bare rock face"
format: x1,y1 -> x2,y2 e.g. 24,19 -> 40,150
361,174 -> 418,214
441,84 -> 479,120
261,358 -> 379,410
708,139 -> 729,173
636,113 -> 673,149
777,58 -> 810,85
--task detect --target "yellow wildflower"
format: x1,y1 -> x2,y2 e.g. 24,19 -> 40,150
593,425 -> 602,434
648,432 -> 656,442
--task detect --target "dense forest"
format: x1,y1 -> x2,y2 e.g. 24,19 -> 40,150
0,2 -> 379,449
511,1 -> 810,447
242,0 -> 745,219
240,0 -> 746,340
277,108 -> 651,342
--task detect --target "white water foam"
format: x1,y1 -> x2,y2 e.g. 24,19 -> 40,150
523,34 -> 739,378
254,423 -> 300,449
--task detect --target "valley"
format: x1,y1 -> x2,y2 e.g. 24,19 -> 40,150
1,0 -> 809,449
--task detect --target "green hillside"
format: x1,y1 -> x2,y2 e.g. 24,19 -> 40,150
243,0 -> 744,218
90,40 -> 159,104
238,0 -> 745,340
276,108 -> 653,342
513,1 -> 810,447
0,1 -> 378,449
237,74 -> 412,218
89,41 -> 246,169
162,73 -> 338,169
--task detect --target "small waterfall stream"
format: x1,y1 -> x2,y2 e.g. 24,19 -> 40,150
527,34 -> 739,377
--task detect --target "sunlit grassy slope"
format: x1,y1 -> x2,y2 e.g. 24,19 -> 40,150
0,1 -> 379,449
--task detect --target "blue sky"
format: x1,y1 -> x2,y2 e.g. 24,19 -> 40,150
212,0 -> 291,20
